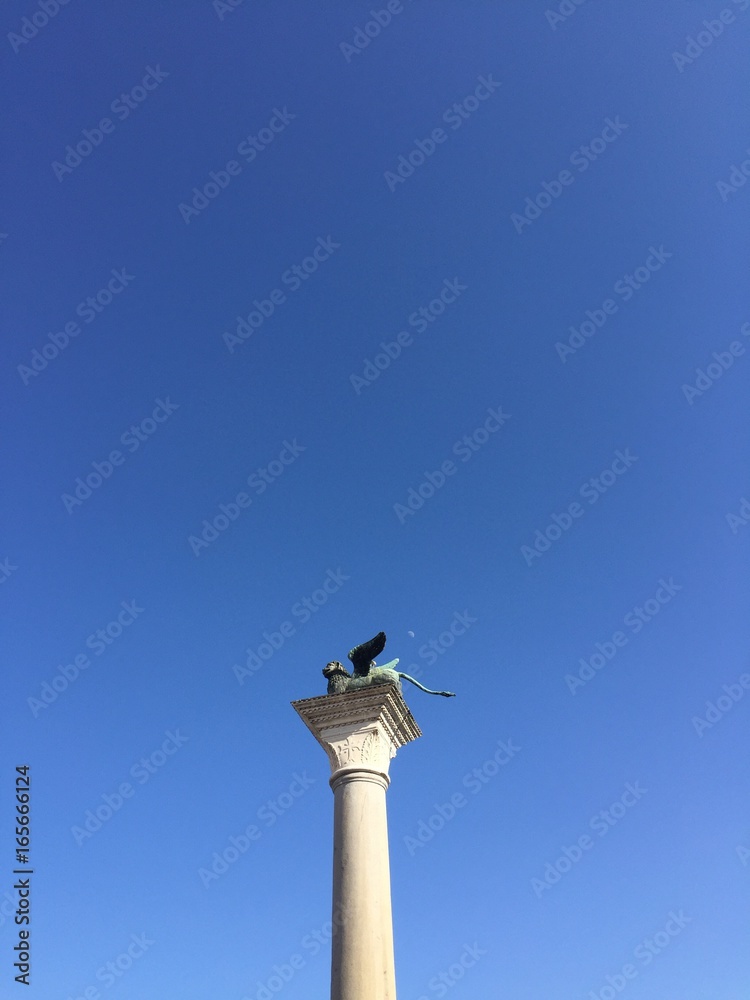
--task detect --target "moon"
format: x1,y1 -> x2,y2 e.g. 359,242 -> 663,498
408,631 -> 415,638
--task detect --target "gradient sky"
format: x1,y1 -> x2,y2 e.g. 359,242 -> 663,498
3,2 -> 749,998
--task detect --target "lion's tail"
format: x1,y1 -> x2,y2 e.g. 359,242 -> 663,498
398,672 -> 455,697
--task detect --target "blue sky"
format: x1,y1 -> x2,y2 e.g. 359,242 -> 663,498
3,1 -> 749,997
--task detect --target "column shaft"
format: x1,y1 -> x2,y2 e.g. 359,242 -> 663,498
331,771 -> 396,1000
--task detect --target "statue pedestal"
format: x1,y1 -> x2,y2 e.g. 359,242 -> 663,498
292,685 -> 421,1000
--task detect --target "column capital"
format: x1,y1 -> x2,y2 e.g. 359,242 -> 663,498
292,684 -> 421,788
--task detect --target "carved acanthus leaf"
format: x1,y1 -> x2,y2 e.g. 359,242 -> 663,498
324,727 -> 390,773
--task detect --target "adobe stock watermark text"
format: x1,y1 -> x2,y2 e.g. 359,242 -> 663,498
178,108 -> 295,222
52,68 -> 169,180
555,246 -> 672,362
27,601 -> 145,717
565,578 -> 681,693
384,75 -> 500,191
188,439 -> 305,555
511,117 -> 628,234
61,398 -> 179,513
350,277 -> 466,393
393,407 -> 510,524
532,781 -> 646,897
17,268 -> 135,386
222,237 -> 340,353
232,568 -> 350,684
521,449 -> 638,565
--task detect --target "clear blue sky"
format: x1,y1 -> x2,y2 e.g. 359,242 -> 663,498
3,2 -> 749,998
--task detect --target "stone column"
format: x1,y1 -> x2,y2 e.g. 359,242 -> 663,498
292,685 -> 421,1000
